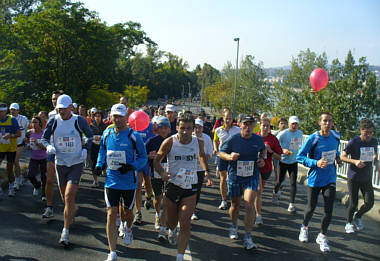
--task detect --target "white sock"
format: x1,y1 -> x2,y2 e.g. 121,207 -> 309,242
176,254 -> 184,260
109,251 -> 117,258
62,228 -> 69,235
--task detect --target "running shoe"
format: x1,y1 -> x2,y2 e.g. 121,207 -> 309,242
191,213 -> 199,220
287,203 -> 296,213
255,215 -> 263,225
105,253 -> 117,261
59,230 -> 69,246
13,182 -> 20,191
272,191 -> 280,205
144,197 -> 153,210
298,225 -> 308,243
8,187 -> 15,197
243,235 -> 257,250
133,212 -> 142,225
229,225 -> 238,240
157,227 -> 167,242
168,228 -> 178,245
118,223 -> 126,238
91,181 -> 99,188
42,207 -> 54,219
218,200 -> 228,210
345,223 -> 355,234
123,229 -> 133,245
316,233 -> 330,252
33,188 -> 40,196
176,254 -> 184,261
154,215 -> 161,230
41,196 -> 47,202
353,212 -> 363,231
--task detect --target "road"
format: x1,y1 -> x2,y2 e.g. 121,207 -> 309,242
0,164 -> 379,261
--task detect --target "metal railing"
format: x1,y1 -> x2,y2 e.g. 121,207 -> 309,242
301,135 -> 380,189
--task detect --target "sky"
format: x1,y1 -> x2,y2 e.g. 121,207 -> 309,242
80,0 -> 380,70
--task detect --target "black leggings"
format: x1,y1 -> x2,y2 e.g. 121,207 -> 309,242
303,183 -> 336,235
195,171 -> 205,205
274,162 -> 298,203
347,179 -> 374,223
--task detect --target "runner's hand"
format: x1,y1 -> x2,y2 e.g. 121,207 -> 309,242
230,152 -> 240,161
355,160 -> 366,168
94,166 -> 102,176
257,158 -> 265,168
117,163 -> 135,174
46,145 -> 56,155
205,173 -> 213,187
317,158 -> 328,169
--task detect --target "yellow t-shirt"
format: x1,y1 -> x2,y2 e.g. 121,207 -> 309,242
0,115 -> 19,152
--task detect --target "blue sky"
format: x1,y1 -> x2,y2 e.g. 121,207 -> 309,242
80,0 -> 380,70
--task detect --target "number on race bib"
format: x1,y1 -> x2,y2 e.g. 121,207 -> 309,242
237,161 -> 255,177
360,147 -> 374,162
322,150 -> 336,165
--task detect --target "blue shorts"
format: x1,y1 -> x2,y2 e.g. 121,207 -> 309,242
138,162 -> 151,176
228,178 -> 259,198
47,154 -> 55,163
217,156 -> 228,172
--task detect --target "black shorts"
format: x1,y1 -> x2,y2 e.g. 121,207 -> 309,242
152,178 -> 166,197
105,187 -> 136,209
165,182 -> 197,204
0,152 -> 16,163
260,171 -> 272,181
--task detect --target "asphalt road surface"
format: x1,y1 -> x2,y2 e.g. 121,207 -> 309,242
1,165 -> 379,261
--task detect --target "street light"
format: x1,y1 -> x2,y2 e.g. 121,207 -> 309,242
233,37 -> 240,120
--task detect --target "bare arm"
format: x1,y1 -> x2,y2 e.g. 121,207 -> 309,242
341,150 -> 366,168
153,137 -> 173,182
198,138 -> 213,186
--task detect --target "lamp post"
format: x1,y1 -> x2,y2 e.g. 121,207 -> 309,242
233,37 -> 240,120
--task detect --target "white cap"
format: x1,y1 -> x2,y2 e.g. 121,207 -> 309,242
56,95 -> 72,109
151,115 -> 159,124
110,103 -> 127,116
90,107 -> 98,113
72,103 -> 78,109
289,116 -> 299,124
165,104 -> 175,112
195,118 -> 203,127
9,103 -> 19,110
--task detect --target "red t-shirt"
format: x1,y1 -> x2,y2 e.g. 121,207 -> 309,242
257,132 -> 283,173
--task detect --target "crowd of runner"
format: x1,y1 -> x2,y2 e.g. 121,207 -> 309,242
0,90 -> 378,261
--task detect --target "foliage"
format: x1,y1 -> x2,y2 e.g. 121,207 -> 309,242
123,85 -> 150,108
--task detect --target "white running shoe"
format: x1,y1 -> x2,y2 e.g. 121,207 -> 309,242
105,253 -> 117,261
316,233 -> 330,252
353,212 -> 363,231
118,223 -> 126,238
345,223 -> 355,234
8,187 -> 15,197
176,254 -> 184,261
123,229 -> 133,245
59,230 -> 69,246
218,200 -> 228,210
272,191 -> 280,205
191,213 -> 199,220
299,225 -> 308,242
13,182 -> 20,191
229,225 -> 238,240
33,188 -> 40,196
42,207 -> 54,219
243,235 -> 257,250
255,215 -> 263,225
168,228 -> 178,245
154,214 -> 161,230
288,203 -> 296,213
157,227 -> 167,242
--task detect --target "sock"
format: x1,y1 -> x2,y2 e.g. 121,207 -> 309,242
9,182 -> 14,189
176,254 -> 184,260
109,251 -> 117,257
62,228 -> 69,235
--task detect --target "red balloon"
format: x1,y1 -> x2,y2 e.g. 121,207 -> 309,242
310,68 -> 329,92
128,111 -> 150,131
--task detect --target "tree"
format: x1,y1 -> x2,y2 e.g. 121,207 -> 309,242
123,85 -> 150,108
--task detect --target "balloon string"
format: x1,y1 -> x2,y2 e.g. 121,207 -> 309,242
314,92 -> 325,111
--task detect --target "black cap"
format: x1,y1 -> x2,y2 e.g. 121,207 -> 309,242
240,114 -> 255,123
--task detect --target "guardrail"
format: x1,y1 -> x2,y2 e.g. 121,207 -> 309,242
302,135 -> 380,189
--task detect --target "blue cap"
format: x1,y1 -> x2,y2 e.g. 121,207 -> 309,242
157,116 -> 170,127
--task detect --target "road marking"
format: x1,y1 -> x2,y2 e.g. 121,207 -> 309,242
184,244 -> 192,261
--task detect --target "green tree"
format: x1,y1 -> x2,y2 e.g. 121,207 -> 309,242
123,85 -> 150,108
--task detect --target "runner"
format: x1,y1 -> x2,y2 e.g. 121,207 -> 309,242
154,112 -> 210,261
296,112 -> 342,252
95,103 -> 147,261
37,111 -> 48,129
273,116 -> 303,212
9,103 -> 29,191
341,118 -> 378,233
218,114 -> 265,250
42,90 -> 63,219
90,110 -> 107,188
271,118 -> 288,187
145,116 -> 171,240
255,118 -> 282,225
192,118 -> 214,220
213,109 -> 240,210
0,102 -> 21,197
165,104 -> 177,135
26,116 -> 47,199
42,94 -> 93,246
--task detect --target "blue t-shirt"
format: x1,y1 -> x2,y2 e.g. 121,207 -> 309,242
97,127 -> 147,190
145,134 -> 167,175
220,133 -> 265,184
344,136 -> 378,183
296,131 -> 340,187
138,123 -> 154,142
277,129 -> 303,164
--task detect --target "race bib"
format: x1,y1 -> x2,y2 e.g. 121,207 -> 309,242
237,160 -> 255,177
322,150 -> 336,165
0,133 -> 10,144
360,147 -> 374,162
289,138 -> 302,150
154,162 -> 168,179
107,150 -> 126,170
171,168 -> 197,189
56,136 -> 76,153
93,135 -> 101,145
